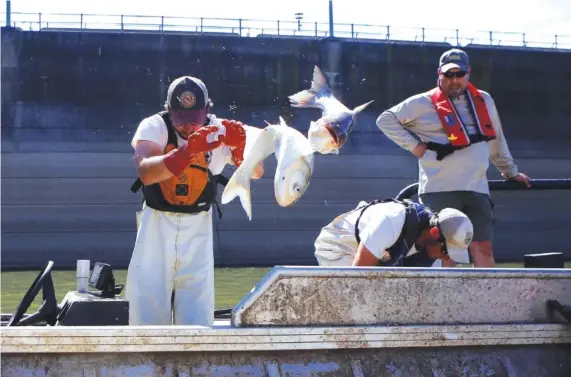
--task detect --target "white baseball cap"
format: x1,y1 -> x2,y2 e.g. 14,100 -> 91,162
437,208 -> 474,264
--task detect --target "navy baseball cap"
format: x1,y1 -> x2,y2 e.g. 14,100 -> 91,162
439,48 -> 470,73
166,76 -> 210,126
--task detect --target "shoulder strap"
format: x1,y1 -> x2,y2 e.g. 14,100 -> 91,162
159,111 -> 178,147
354,198 -> 405,244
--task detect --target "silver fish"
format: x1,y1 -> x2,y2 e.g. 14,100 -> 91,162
221,117 -> 315,221
288,65 -> 374,155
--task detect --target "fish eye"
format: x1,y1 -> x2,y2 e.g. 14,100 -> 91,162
282,176 -> 285,180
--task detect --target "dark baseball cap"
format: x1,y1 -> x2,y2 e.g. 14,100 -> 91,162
166,76 -> 210,126
439,48 -> 470,73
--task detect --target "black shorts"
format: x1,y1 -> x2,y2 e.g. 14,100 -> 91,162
419,191 -> 495,242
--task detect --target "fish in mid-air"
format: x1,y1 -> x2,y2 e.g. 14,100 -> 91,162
221,117 -> 315,220
288,65 -> 374,155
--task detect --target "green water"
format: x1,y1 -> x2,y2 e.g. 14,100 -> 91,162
1,267 -> 270,314
2,263 -> 569,314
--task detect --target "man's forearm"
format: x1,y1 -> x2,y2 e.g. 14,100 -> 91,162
487,100 -> 519,178
489,137 -> 518,178
136,154 -> 175,185
376,111 -> 421,152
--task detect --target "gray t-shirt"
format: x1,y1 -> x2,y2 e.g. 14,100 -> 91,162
376,88 -> 518,195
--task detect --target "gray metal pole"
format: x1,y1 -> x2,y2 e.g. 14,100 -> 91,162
328,0 -> 334,37
6,0 -> 11,27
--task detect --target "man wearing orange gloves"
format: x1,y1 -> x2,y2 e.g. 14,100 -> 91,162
126,76 -> 263,326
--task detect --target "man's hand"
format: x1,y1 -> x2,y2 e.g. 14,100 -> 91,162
163,125 -> 222,177
510,172 -> 531,188
186,125 -> 223,154
219,119 -> 246,149
230,147 -> 245,167
411,142 -> 427,158
219,119 -> 247,166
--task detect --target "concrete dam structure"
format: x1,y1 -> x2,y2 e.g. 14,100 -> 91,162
1,26 -> 571,269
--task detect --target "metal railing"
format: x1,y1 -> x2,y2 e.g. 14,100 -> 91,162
396,178 -> 571,201
2,11 -> 570,50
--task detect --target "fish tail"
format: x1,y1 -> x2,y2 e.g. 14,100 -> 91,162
309,65 -> 331,95
220,168 -> 253,221
288,66 -> 331,109
353,100 -> 375,114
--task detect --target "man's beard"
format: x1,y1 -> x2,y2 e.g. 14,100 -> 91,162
447,86 -> 465,97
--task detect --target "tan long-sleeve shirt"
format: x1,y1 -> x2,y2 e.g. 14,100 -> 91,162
376,88 -> 519,195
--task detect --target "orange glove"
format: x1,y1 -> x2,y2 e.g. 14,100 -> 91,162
219,119 -> 247,166
163,125 -> 221,177
186,125 -> 222,153
229,144 -> 245,167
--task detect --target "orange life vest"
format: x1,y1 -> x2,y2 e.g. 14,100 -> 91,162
429,82 -> 496,147
130,111 -> 227,217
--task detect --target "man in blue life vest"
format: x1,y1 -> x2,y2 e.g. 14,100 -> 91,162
314,198 -> 474,267
376,48 -> 530,268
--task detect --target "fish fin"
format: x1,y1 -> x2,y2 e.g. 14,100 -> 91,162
353,100 -> 375,114
278,116 -> 289,127
221,128 -> 276,221
288,66 -> 331,110
288,89 -> 318,109
221,168 -> 253,221
310,66 -> 330,94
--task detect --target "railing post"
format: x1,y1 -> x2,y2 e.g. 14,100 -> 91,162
328,0 -> 334,37
386,25 -> 390,40
80,13 -> 83,30
456,28 -> 459,46
489,31 -> 493,45
522,32 -> 526,47
422,27 -> 425,42
200,17 -> 203,33
160,16 -> 164,32
315,22 -> 317,37
351,23 -> 354,38
554,34 -> 558,48
121,14 -> 124,31
277,20 -> 280,35
6,0 -> 11,27
239,18 -> 242,36
38,13 -> 42,30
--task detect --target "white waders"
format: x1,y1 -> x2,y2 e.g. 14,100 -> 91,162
125,204 -> 214,326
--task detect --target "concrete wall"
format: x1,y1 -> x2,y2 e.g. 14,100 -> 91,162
2,27 -> 571,270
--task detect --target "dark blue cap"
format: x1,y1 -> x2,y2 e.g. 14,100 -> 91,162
439,48 -> 470,72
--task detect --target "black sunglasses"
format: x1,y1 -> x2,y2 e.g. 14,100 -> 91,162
442,70 -> 467,78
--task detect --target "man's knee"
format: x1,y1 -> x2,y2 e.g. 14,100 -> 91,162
469,240 -> 493,258
464,192 -> 495,242
470,240 -> 493,253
